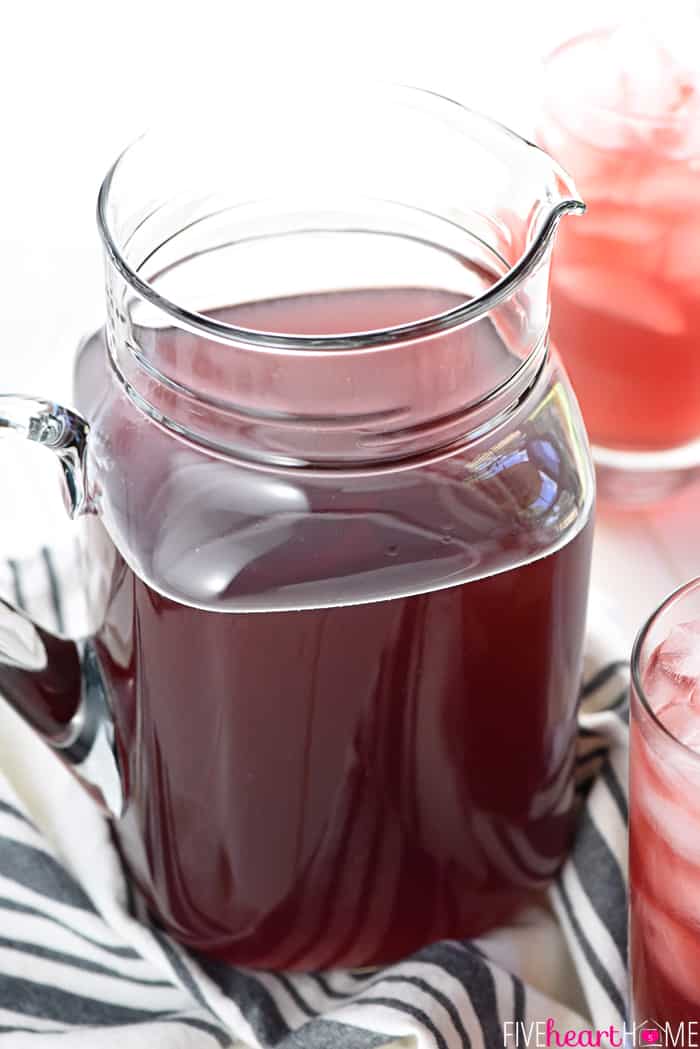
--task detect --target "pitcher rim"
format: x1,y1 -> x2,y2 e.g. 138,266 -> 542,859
97,84 -> 585,354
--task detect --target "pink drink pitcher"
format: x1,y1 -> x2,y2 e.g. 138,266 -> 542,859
0,85 -> 594,970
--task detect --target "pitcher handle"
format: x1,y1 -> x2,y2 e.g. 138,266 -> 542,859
0,395 -> 124,817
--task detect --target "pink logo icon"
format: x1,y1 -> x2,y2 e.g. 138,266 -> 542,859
641,1031 -> 660,1045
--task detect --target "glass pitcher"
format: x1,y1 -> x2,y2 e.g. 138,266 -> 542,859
0,84 -> 594,971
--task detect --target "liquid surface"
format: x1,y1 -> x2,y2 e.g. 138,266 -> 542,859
631,620 -> 700,1023
76,286 -> 593,969
540,28 -> 700,453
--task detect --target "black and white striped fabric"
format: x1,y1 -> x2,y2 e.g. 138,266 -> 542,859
0,543 -> 630,1047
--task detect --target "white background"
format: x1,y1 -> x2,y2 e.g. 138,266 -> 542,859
0,0 -> 698,644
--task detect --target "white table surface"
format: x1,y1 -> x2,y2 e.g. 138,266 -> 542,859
0,0 -> 697,647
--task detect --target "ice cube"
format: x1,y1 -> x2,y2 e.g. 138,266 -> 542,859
657,700 -> 700,750
634,710 -> 700,819
575,204 -> 662,245
633,808 -> 700,916
642,621 -> 700,719
643,658 -> 692,714
635,168 -> 700,213
546,19 -> 700,164
656,619 -> 700,689
634,891 -> 700,1004
664,220 -> 700,288
553,264 -> 686,335
539,114 -> 611,183
601,18 -> 700,128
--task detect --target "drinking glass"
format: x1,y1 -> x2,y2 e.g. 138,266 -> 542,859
630,578 -> 700,1023
539,22 -> 700,505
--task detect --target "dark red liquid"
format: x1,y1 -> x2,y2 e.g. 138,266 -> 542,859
76,287 -> 593,969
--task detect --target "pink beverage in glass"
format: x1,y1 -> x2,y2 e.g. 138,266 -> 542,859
630,580 -> 700,1023
539,22 -> 700,498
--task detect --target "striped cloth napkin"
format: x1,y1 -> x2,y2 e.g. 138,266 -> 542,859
0,543 -> 630,1048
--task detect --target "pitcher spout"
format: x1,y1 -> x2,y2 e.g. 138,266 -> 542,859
510,145 -> 586,282
547,156 -> 587,239
522,192 -> 586,279
550,153 -> 587,219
